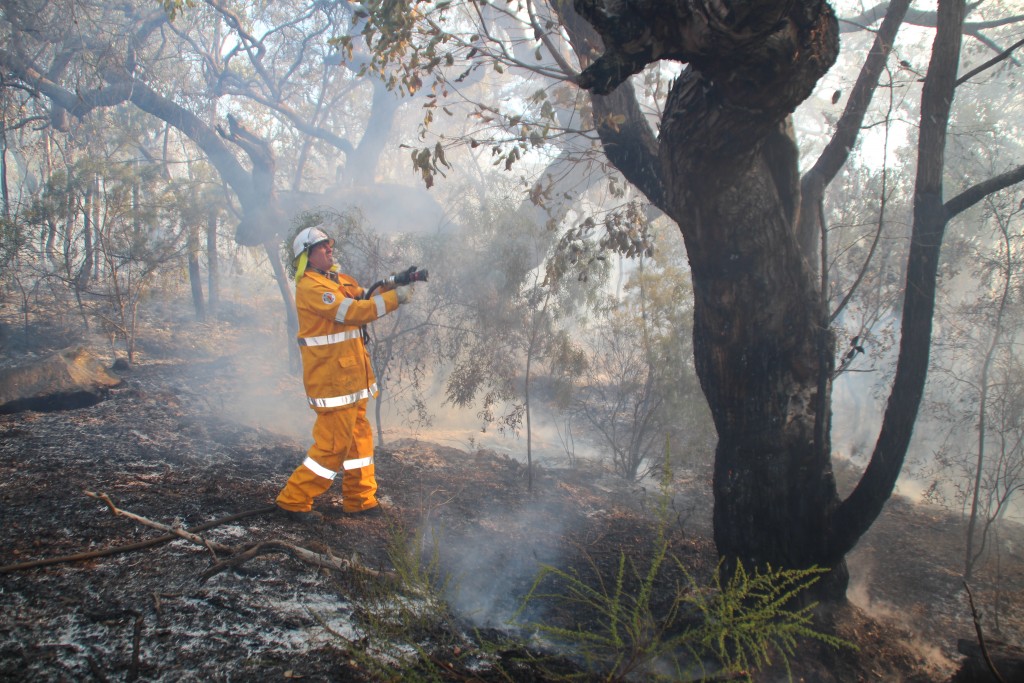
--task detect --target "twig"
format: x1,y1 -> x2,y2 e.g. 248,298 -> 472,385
85,491 -> 238,554
0,505 -> 277,573
86,654 -> 109,683
127,611 -> 143,682
199,540 -> 379,583
201,537 -> 221,562
964,581 -> 1007,683
79,492 -> 388,585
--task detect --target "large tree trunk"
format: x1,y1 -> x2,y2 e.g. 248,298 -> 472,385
575,0 -> 846,597
683,146 -> 845,595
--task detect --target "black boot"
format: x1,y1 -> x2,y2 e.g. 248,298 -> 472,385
277,507 -> 324,525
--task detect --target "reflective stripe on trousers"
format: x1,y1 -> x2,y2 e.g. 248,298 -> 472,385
275,401 -> 378,513
308,382 -> 378,409
302,454 -> 374,480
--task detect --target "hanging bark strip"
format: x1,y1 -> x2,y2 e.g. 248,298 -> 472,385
83,491 -> 383,582
0,504 -> 277,573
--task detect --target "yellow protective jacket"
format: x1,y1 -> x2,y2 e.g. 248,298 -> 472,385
296,269 -> 399,413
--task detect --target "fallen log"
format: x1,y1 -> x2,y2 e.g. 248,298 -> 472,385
0,345 -> 121,414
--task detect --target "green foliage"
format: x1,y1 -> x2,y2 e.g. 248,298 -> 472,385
437,184 -> 604,434
0,215 -> 26,276
385,515 -> 451,613
331,0 -> 451,97
159,0 -> 196,22
562,219 -> 712,480
330,0 -> 579,181
513,450 -> 852,681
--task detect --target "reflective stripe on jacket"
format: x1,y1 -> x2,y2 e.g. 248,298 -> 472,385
296,270 -> 399,413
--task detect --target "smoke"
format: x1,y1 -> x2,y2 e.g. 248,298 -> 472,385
382,397 -> 594,468
847,555 -> 958,674
435,502 -> 570,629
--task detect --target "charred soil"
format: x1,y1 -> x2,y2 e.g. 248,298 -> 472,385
1,313 -> 1022,682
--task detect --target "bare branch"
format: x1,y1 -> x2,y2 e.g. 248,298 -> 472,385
85,491 -> 237,554
804,0 -> 910,189
957,35 -> 1024,85
0,505 -> 276,573
841,2 -> 1023,33
964,581 -> 1008,683
945,165 -> 1024,219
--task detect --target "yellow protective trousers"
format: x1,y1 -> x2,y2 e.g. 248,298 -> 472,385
275,401 -> 378,513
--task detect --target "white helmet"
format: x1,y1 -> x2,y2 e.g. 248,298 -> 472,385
291,226 -> 334,259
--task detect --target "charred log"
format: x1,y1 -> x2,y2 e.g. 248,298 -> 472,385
0,346 -> 120,415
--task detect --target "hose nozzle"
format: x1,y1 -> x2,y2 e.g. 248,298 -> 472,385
391,265 -> 428,286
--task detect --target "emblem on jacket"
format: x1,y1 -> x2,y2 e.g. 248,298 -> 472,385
322,292 -> 336,305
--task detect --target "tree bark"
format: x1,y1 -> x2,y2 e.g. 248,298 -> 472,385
577,0 -> 848,597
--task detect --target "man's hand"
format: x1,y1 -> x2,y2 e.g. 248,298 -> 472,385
396,285 -> 414,304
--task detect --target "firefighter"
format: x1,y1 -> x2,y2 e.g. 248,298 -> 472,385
275,225 -> 414,523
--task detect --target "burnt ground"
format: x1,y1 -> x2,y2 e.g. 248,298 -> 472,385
1,311 -> 1023,682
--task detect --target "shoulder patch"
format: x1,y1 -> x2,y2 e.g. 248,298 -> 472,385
322,292 -> 336,305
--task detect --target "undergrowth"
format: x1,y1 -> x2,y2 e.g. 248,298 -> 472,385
511,449 -> 853,681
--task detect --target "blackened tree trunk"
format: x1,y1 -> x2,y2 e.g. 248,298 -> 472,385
570,0 -> 1023,600
572,0 -> 848,596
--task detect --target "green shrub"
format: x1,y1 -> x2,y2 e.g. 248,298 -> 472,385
513,447 -> 852,681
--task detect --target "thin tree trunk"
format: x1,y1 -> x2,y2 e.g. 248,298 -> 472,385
186,218 -> 206,321
265,242 -> 299,368
79,175 -> 94,288
206,209 -> 220,314
524,288 -> 551,493
43,133 -> 57,263
62,172 -> 75,280
372,337 -> 394,446
965,227 -> 1013,580
92,175 -> 101,282
0,116 -> 9,220
71,176 -> 93,333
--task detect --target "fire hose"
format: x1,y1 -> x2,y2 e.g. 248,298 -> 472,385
362,265 -> 429,299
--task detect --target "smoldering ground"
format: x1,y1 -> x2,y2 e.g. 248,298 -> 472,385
1,288 -> 1022,681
